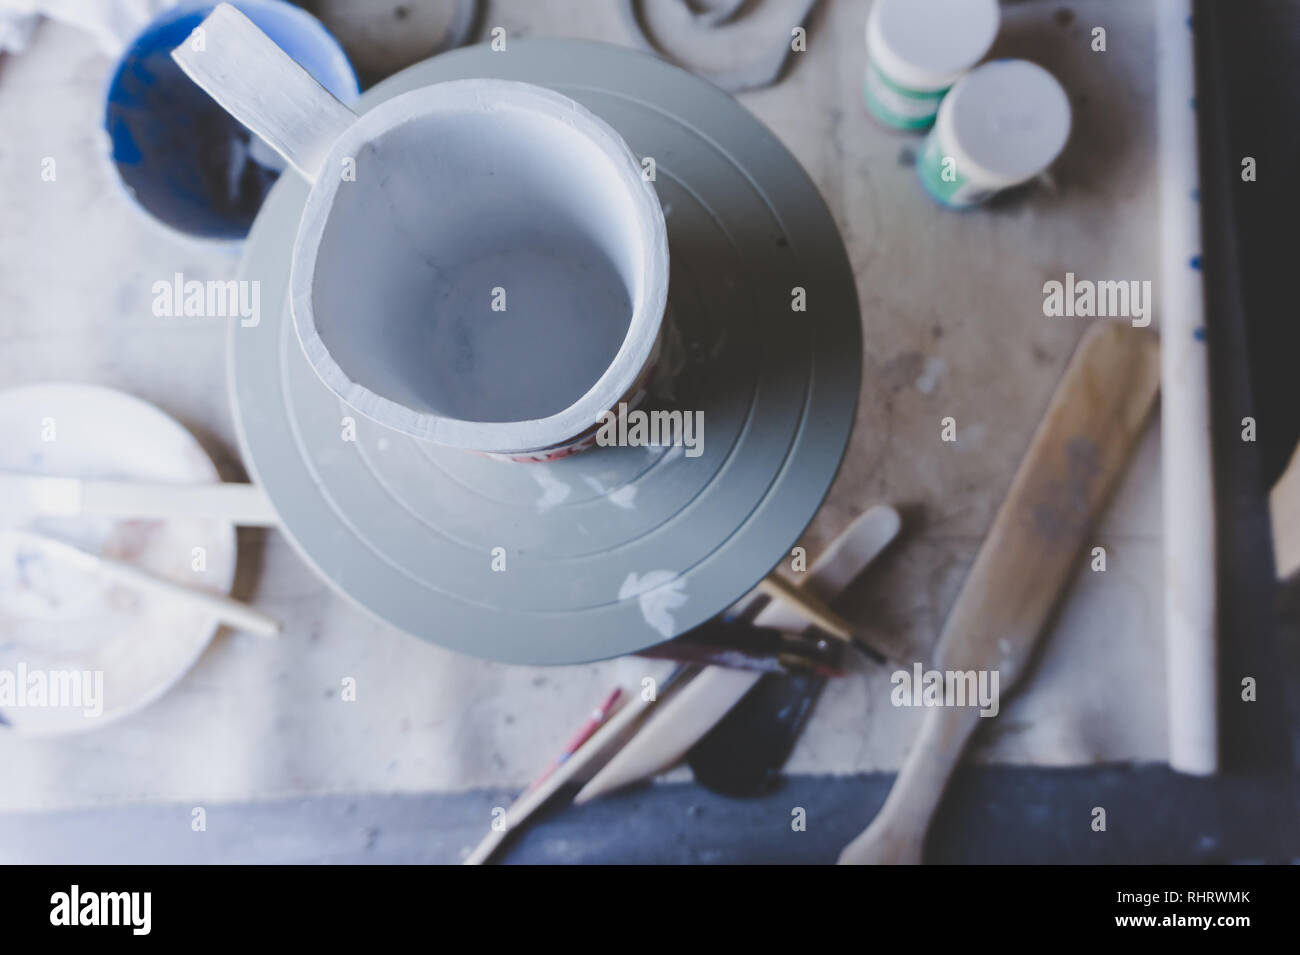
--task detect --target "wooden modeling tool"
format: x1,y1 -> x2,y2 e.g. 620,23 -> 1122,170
574,504 -> 901,805
838,323 -> 1160,864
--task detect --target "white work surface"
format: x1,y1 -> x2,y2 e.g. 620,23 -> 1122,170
0,0 -> 1166,812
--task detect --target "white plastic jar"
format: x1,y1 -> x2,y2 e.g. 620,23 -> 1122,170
863,0 -> 1000,131
916,59 -> 1072,208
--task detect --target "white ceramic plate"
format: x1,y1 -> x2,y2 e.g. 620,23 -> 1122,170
0,383 -> 237,734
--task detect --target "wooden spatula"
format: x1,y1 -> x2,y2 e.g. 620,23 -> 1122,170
838,322 -> 1161,865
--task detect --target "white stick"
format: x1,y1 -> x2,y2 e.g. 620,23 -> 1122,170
8,529 -> 281,638
2,474 -> 279,526
1157,0 -> 1218,775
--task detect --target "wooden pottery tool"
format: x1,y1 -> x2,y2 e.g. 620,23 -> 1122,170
838,322 -> 1160,865
574,504 -> 901,804
1270,440 -> 1300,580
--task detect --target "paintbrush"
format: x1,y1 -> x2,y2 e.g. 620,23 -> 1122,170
637,617 -> 848,675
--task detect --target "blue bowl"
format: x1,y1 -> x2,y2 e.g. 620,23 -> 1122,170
104,0 -> 358,241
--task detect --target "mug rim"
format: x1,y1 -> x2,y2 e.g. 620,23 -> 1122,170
288,78 -> 670,453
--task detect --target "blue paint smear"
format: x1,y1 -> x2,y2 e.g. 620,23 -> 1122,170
103,0 -> 357,240
1190,255 -> 1202,270
1194,326 -> 1207,342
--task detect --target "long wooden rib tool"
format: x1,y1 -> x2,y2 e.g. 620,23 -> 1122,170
838,323 -> 1160,865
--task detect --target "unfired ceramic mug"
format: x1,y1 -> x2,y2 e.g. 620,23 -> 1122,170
172,4 -> 669,461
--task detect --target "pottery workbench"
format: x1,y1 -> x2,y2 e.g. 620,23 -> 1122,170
1,0 -> 1296,864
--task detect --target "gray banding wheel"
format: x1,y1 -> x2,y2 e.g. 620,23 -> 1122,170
230,39 -> 860,664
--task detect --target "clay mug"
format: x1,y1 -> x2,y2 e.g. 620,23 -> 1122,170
172,4 -> 669,461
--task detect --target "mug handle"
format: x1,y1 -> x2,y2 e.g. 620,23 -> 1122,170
170,3 -> 355,184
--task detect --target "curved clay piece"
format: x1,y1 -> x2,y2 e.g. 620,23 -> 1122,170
620,0 -> 821,93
